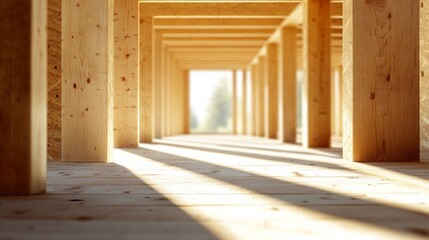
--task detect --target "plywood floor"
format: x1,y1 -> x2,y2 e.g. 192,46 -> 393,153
1,135 -> 429,240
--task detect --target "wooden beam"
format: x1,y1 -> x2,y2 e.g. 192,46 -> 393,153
114,0 -> 139,147
62,0 -> 114,162
280,27 -> 297,143
302,0 -> 331,148
0,0 -> 47,194
139,15 -> 154,143
154,18 -> 284,28
242,69 -> 248,135
343,0 -> 420,162
140,2 -> 299,16
265,43 -> 279,139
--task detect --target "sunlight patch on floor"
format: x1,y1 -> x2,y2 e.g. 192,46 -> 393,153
114,146 -> 428,240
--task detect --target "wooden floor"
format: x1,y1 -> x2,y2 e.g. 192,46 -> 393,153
1,135 -> 429,240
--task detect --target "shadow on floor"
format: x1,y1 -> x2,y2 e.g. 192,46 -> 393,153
0,161 -> 218,240
123,144 -> 429,238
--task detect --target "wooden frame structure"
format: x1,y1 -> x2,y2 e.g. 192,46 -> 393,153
1,0 -> 427,194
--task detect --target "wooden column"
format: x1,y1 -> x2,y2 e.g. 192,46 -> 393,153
47,0 -> 62,160
183,70 -> 190,134
334,65 -> 343,137
62,0 -> 114,162
258,56 -> 266,137
242,69 -> 248,135
154,32 -> 162,139
232,70 -> 238,134
139,14 -> 154,143
421,0 -> 429,150
302,0 -> 331,148
0,0 -> 47,194
265,43 -> 279,139
114,0 -> 138,147
343,0 -> 419,162
250,64 -> 258,136
280,26 -> 297,143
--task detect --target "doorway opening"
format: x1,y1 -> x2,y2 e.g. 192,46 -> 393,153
189,70 -> 233,134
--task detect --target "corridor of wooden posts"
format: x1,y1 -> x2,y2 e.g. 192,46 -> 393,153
1,0 -> 429,239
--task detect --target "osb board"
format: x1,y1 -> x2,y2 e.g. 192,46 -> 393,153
47,0 -> 61,160
422,0 -> 429,150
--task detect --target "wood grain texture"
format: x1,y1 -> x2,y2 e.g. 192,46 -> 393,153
62,0 -> 114,162
280,27 -> 297,143
264,43 -> 279,139
302,0 -> 331,148
139,2 -> 299,16
139,15 -> 154,142
114,0 -> 139,148
344,0 -> 420,162
421,0 -> 429,150
47,0 -> 62,160
0,0 -> 47,194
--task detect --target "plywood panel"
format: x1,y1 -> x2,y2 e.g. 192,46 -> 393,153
47,0 -> 62,160
421,0 -> 429,150
0,0 -> 47,194
114,0 -> 139,148
302,0 -> 331,148
139,15 -> 154,142
62,0 -> 114,162
343,0 -> 419,162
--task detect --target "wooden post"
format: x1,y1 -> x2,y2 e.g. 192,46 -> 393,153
258,56 -> 266,137
242,69 -> 248,135
0,0 -> 47,194
335,65 -> 343,137
250,64 -> 258,136
154,31 -> 163,139
183,70 -> 190,134
343,0 -> 420,162
47,0 -> 62,160
265,43 -> 279,139
232,70 -> 238,134
114,0 -> 139,147
139,14 -> 154,143
302,0 -> 331,148
280,26 -> 297,143
62,0 -> 114,162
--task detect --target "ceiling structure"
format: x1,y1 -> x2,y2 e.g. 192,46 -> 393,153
141,0 -> 344,70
